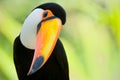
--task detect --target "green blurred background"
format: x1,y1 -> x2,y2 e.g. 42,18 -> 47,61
0,0 -> 120,80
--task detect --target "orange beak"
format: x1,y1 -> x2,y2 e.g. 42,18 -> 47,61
27,15 -> 62,75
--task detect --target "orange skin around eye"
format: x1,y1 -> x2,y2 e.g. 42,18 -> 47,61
42,10 -> 54,20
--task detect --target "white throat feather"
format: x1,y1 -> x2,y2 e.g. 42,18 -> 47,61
20,8 -> 44,49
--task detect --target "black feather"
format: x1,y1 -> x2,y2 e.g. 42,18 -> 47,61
13,36 -> 69,80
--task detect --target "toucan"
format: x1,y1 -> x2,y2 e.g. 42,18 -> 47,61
13,2 -> 69,80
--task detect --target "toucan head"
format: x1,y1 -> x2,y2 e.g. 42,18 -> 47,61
20,3 -> 66,75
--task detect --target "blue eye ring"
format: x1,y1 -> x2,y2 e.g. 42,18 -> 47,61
43,12 -> 48,18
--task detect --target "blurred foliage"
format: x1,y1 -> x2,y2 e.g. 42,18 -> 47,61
0,0 -> 120,80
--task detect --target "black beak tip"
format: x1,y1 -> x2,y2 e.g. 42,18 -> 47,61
27,69 -> 36,76
27,56 -> 44,75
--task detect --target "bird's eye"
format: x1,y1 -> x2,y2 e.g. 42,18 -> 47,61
43,12 -> 48,18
